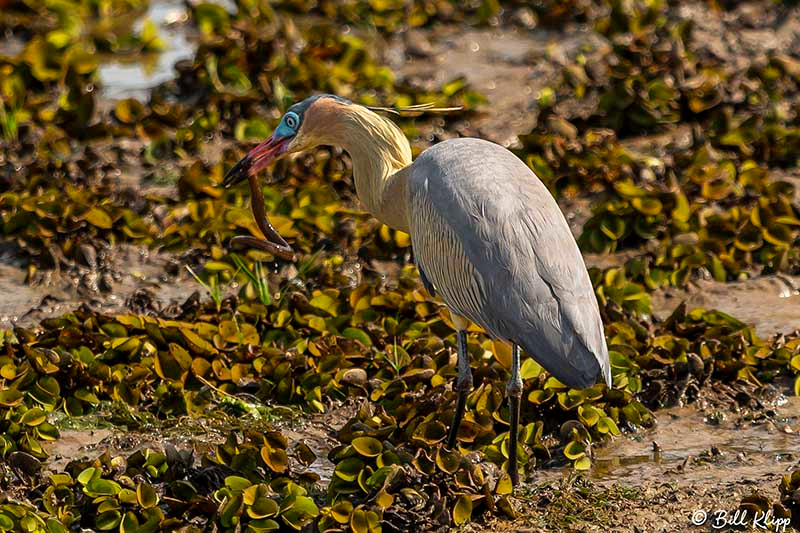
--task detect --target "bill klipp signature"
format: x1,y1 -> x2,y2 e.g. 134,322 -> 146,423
691,509 -> 791,532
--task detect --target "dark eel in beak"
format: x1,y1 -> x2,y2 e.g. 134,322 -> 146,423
223,137 -> 295,261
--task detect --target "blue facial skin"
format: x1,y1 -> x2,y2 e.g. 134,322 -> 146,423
273,94 -> 352,139
273,111 -> 300,139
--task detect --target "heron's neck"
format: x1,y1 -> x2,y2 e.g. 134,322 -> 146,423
333,106 -> 413,232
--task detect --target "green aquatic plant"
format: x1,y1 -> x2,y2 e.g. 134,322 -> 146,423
2,0 -> 800,531
186,265 -> 224,312
0,96 -> 21,142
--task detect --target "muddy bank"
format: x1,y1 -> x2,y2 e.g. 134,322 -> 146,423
387,25 -> 608,147
38,396 -> 799,533
470,396 -> 799,533
0,244 -> 198,329
652,275 -> 800,339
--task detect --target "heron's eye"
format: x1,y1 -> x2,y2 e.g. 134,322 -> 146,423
284,112 -> 299,131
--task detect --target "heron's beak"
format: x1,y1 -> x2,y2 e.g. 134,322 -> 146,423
222,135 -> 290,188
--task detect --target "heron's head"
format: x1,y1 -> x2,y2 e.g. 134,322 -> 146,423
223,94 -> 352,188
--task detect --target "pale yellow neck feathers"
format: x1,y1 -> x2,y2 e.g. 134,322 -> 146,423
306,101 -> 413,231
336,105 -> 413,225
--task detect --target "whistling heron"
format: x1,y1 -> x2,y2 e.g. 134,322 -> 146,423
223,94 -> 611,485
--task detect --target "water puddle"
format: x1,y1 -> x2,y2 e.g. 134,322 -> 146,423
652,275 -> 800,338
98,0 -> 195,100
592,396 -> 800,486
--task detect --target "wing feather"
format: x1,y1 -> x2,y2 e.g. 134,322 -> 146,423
408,138 -> 610,388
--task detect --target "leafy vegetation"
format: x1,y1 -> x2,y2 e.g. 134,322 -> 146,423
1,0 -> 799,531
519,0 -> 800,306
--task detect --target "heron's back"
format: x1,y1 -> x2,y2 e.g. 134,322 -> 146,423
407,137 -> 610,389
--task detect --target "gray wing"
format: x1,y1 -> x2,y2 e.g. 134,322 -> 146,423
408,138 -> 610,389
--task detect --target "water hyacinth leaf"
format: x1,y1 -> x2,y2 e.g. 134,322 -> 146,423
330,501 -> 353,524
597,416 -> 621,435
574,456 -> 592,470
375,489 -> 394,509
281,495 -> 318,530
528,388 -> 554,405
235,118 -> 272,141
492,340 -> 512,370
120,512 -> 139,533
225,476 -> 252,492
119,489 -> 138,504
436,447 -> 461,474
180,328 -> 217,355
46,518 -> 67,533
292,443 -> 316,466
96,510 -> 121,531
49,474 -> 72,487
248,497 -> 280,519
77,467 -> 98,486
260,444 -> 288,473
342,327 -> 372,346
631,196 -> 662,215
453,494 -> 473,525
494,472 -> 513,495
0,389 -> 24,407
578,404 -> 601,427
137,483 -> 158,508
114,99 -> 144,124
169,344 -> 193,370
599,215 -> 625,240
349,509 -> 369,533
334,457 -> 364,482
85,478 -> 121,497
248,518 -> 280,531
563,440 -> 586,460
83,207 -> 113,229
19,408 -> 46,426
35,422 -> 60,441
411,420 -> 448,445
351,437 -> 382,457
220,493 -> 243,527
154,351 -> 183,381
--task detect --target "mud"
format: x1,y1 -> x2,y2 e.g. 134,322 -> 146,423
469,396 -> 800,533
653,275 -> 800,339
0,244 -> 200,329
387,26 -> 608,147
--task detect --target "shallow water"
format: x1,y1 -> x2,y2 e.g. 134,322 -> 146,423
592,396 -> 800,485
98,0 -> 195,100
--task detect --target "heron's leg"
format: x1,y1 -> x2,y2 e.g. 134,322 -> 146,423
507,343 -> 523,486
446,315 -> 472,449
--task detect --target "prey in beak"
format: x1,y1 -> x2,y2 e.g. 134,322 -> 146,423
222,134 -> 295,260
222,135 -> 290,188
